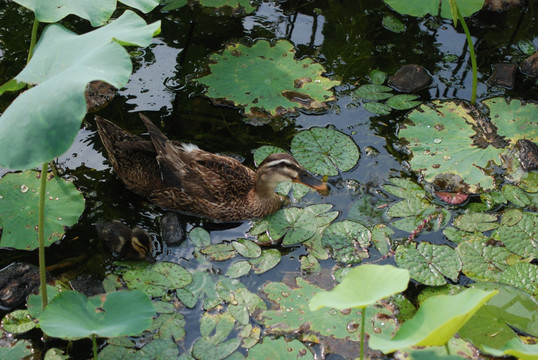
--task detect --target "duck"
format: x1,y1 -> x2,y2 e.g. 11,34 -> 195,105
95,221 -> 154,262
94,114 -> 328,221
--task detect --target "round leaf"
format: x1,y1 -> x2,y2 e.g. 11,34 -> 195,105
383,0 -> 484,19
354,84 -> 393,100
249,338 -> 314,360
494,212 -> 538,259
122,262 -> 192,297
0,171 -> 85,250
385,94 -> 420,110
291,127 -> 360,176
309,264 -> 410,310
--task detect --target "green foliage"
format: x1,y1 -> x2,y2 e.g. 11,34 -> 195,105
383,0 -> 484,19
2,310 -> 35,333
0,171 -> 85,250
0,11 -> 161,169
249,338 -> 314,359
0,340 -> 32,359
321,220 -> 371,264
39,290 -> 155,339
195,40 -> 340,118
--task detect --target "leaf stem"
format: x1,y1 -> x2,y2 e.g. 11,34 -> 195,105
360,308 -> 366,360
27,17 -> 39,63
445,342 -> 451,355
92,334 -> 98,359
38,163 -> 48,310
457,9 -> 477,105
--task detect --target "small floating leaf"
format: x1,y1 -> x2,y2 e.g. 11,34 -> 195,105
321,220 -> 371,264
0,340 -> 32,359
225,261 -> 251,279
493,212 -> 538,259
498,262 -> 537,296
383,177 -> 427,199
201,243 -> 236,261
39,290 -> 155,339
453,213 -> 499,232
291,127 -> 360,176
249,249 -> 281,274
121,262 -> 192,298
364,101 -> 392,115
195,40 -> 339,118
189,227 -> 211,247
382,15 -> 406,33
309,264 -> 409,310
501,184 -> 531,207
368,288 -> 498,353
369,69 -> 387,85
198,0 -> 256,14
231,239 -> 261,258
456,240 -> 513,282
176,271 -> 219,310
0,171 -> 85,250
395,242 -> 461,286
2,310 -> 35,334
249,338 -> 314,359
385,94 -> 420,110
355,84 -> 393,101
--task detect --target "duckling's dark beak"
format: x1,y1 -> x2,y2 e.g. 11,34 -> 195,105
145,251 -> 156,264
294,171 -> 330,196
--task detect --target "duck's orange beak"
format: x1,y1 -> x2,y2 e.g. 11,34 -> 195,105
294,171 -> 330,196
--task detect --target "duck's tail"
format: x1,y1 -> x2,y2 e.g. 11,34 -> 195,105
139,114 -> 169,156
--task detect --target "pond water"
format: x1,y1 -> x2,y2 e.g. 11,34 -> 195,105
0,0 -> 537,359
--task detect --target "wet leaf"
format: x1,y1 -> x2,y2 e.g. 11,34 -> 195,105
455,240 -> 513,282
383,0 -> 484,19
371,224 -> 393,255
201,243 -> 236,261
0,11 -> 160,169
248,338 -> 314,359
300,254 -> 321,274
309,264 -> 409,310
347,194 -> 386,226
231,239 -> 261,258
453,212 -> 499,232
355,84 -> 393,101
494,212 -> 538,259
228,288 -> 267,325
443,227 -> 487,244
0,340 -> 32,359
369,288 -> 497,353
2,310 -> 35,334
39,290 -> 155,339
321,220 -> 371,264
122,262 -> 192,298
369,69 -> 387,84
385,94 -> 420,110
382,15 -> 406,33
364,101 -> 392,115
395,243 -> 461,286
195,40 -> 339,118
291,127 -> 360,176
435,192 -> 469,205
225,261 -> 251,279
498,263 -> 537,296
383,177 -> 427,199
502,184 -> 531,207
176,271 -> 220,310
482,338 -> 538,360
517,39 -> 537,56
0,171 -> 85,250
259,277 -> 397,340
249,249 -> 281,274
189,227 -> 211,248
460,283 -> 538,350
399,99 -> 538,193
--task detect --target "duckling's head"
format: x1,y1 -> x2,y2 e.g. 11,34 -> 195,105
96,222 -> 155,262
256,153 -> 329,196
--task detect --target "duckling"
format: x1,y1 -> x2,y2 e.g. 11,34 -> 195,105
95,222 -> 154,262
95,114 -> 328,221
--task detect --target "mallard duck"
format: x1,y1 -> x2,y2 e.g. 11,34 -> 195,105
95,221 -> 154,262
95,114 -> 328,221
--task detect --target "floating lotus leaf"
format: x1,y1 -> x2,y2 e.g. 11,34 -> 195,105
493,212 -> 538,259
502,184 -> 531,207
249,249 -> 281,274
0,171 -> 85,250
12,0 -> 159,26
100,338 -> 179,358
309,264 -> 410,310
460,283 -> 538,351
383,0 -> 485,19
369,288 -> 498,353
382,15 -> 406,33
199,0 -> 256,14
456,240 -> 514,282
482,338 -> 538,360
395,242 -> 461,286
121,261 -> 192,298
195,40 -> 339,118
400,98 -> 538,193
249,338 -> 313,359
498,263 -> 537,296
291,127 -> 360,176
453,212 -> 499,232
0,11 -> 160,169
39,290 -> 155,339
321,220 -> 371,264
189,227 -> 211,247
148,312 -> 186,342
258,277 -> 397,340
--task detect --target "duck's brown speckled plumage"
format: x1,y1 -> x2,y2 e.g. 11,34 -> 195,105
95,114 -> 328,221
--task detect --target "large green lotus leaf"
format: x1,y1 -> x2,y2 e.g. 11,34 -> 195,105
399,99 -> 538,193
0,11 -> 161,169
395,243 -> 461,286
321,220 -> 371,264
121,261 -> 192,298
248,338 -> 313,360
0,171 -> 85,250
368,288 -> 498,353
309,264 -> 410,310
482,338 -> 538,360
383,0 -> 484,19
12,0 -> 159,26
291,127 -> 360,176
455,240 -> 513,282
498,263 -> 537,296
39,290 -> 155,339
258,277 -> 397,340
195,40 -> 340,118
199,0 -> 256,14
493,212 -> 538,259
459,283 -> 538,350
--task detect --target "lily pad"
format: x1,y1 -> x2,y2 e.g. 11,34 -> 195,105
368,288 -> 498,353
176,271 -> 220,310
455,240 -> 514,282
121,261 -> 192,298
231,239 -> 261,258
0,340 -> 32,359
0,11 -> 161,169
198,0 -> 257,14
386,196 -> 450,233
355,84 -> 393,101
227,287 -> 267,325
39,290 -> 155,339
321,220 -> 371,264
309,264 -> 410,310
0,171 -> 85,250
364,101 -> 392,115
12,0 -> 159,26
2,310 -> 35,334
291,127 -> 360,176
385,94 -> 420,110
383,0 -> 485,19
395,242 -> 461,286
399,98 -> 538,193
498,262 -> 537,296
452,212 -> 499,232
383,177 -> 427,199
225,261 -> 251,279
195,39 -> 339,118
249,249 -> 281,274
193,312 -> 240,360
493,212 -> 538,259
248,338 -> 313,359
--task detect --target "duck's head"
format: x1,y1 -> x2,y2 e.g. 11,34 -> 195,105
96,222 -> 155,262
256,153 -> 329,196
